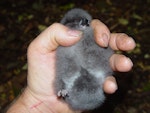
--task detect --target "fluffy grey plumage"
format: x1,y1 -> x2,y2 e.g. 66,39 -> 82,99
55,8 -> 114,111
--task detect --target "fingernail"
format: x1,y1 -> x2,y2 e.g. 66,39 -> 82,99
127,37 -> 136,49
104,76 -> 118,94
110,82 -> 118,91
107,76 -> 118,91
68,30 -> 83,37
101,33 -> 109,47
126,57 -> 133,68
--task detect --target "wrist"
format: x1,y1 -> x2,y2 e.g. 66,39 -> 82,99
6,87 -> 80,113
6,88 -> 30,113
6,87 -> 54,113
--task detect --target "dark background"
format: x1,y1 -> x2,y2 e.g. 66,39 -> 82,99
0,0 -> 149,113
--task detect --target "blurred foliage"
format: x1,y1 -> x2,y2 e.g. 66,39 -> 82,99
0,0 -> 149,113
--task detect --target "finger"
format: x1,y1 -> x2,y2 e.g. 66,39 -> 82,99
109,33 -> 136,51
91,19 -> 110,47
103,76 -> 118,94
110,54 -> 133,72
28,23 -> 82,54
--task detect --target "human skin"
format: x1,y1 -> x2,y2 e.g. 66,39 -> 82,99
6,19 -> 135,113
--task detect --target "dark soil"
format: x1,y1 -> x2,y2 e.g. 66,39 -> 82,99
0,0 -> 149,113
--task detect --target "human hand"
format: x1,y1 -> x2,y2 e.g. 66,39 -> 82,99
20,19 -> 135,113
25,20 -> 135,113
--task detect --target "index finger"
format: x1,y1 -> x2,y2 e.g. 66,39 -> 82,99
91,19 -> 111,47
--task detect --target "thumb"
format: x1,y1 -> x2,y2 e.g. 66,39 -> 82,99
28,23 -> 82,54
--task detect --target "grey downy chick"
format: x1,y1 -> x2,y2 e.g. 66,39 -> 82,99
55,8 -> 114,111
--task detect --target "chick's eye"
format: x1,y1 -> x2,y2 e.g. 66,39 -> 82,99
79,18 -> 89,26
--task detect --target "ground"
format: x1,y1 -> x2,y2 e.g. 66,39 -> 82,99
0,0 -> 150,113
